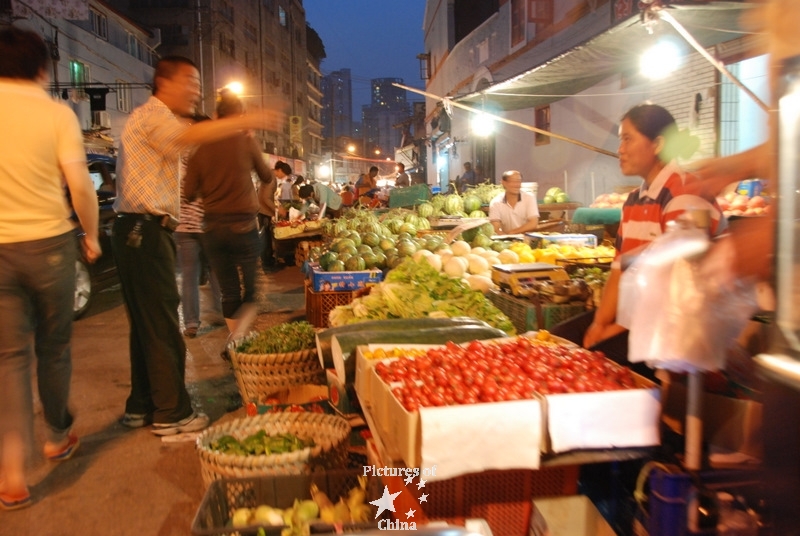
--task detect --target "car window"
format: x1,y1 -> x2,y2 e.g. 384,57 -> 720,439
89,161 -> 116,194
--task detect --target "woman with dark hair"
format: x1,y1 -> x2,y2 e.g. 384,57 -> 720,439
183,90 -> 274,347
582,103 -> 725,348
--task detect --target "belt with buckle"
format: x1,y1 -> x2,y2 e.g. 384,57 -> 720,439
117,213 -> 178,232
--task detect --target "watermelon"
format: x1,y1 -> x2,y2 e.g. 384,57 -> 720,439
417,217 -> 431,230
362,232 -> 380,248
327,260 -> 346,272
463,195 -> 482,214
339,245 -> 358,257
357,244 -> 373,255
395,239 -> 418,257
468,210 -> 485,218
344,256 -> 366,271
444,194 -> 464,215
430,195 -> 446,211
478,222 -> 495,237
372,251 -> 387,269
333,238 -> 356,253
346,231 -> 362,247
417,202 -> 434,218
378,237 -> 396,251
399,222 -> 417,236
361,252 -> 379,269
318,251 -> 338,270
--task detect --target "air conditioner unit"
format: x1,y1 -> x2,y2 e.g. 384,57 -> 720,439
93,110 -> 111,129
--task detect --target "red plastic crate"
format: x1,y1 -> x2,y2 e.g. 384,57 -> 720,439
384,466 -> 579,536
304,283 -> 358,328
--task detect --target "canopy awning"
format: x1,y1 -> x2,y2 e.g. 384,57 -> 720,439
457,2 -> 760,112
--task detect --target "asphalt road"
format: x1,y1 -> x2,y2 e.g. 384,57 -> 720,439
1,264 -> 307,535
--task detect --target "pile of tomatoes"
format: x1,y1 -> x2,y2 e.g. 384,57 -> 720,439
374,338 -> 638,412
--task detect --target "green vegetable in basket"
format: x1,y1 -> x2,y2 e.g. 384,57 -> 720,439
210,431 -> 313,456
236,321 -> 317,354
210,434 -> 246,456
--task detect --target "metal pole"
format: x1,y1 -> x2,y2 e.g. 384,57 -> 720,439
195,0 -> 205,114
685,371 -> 704,470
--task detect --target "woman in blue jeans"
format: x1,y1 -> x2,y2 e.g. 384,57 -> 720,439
182,90 -> 274,344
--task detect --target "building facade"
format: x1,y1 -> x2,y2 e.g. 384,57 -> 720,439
106,0 -> 324,173
321,68 -> 354,147
360,77 -> 411,159
1,0 -> 157,153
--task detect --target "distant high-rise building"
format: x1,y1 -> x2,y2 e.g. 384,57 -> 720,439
362,78 -> 410,157
321,69 -> 353,148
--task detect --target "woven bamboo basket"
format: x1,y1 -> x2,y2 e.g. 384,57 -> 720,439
228,343 -> 326,404
195,412 -> 350,488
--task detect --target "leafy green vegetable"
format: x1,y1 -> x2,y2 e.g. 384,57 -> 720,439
328,258 -> 515,334
237,321 -> 317,354
210,431 -> 314,456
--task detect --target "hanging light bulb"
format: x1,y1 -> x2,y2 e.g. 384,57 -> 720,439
471,112 -> 495,137
640,39 -> 682,80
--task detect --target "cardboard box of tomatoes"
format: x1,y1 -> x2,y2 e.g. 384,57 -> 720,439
357,336 -> 660,475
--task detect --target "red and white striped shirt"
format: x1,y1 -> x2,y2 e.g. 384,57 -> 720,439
616,162 -> 726,257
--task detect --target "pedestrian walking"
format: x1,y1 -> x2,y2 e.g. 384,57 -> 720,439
183,89 -> 275,347
0,27 -> 101,509
112,56 -> 283,436
175,114 -> 223,338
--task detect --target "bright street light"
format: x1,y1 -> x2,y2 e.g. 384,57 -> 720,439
224,81 -> 244,95
318,164 -> 331,179
347,144 -> 356,153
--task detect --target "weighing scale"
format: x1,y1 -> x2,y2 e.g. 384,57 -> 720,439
491,262 -> 569,297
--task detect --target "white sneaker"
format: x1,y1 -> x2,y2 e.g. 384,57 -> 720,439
151,411 -> 210,436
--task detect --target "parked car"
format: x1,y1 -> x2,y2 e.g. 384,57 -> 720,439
71,154 -> 119,318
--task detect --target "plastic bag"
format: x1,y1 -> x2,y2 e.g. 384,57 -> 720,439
619,221 -> 758,373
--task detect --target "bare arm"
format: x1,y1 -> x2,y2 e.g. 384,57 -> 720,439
686,143 -> 770,198
584,266 -> 626,347
175,108 -> 285,148
506,217 -> 539,234
62,160 -> 101,263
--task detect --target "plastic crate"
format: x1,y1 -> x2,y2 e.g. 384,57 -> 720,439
387,467 -> 579,536
305,284 -> 358,328
389,183 -> 431,208
294,239 -> 324,266
191,470 -> 386,535
487,290 -> 586,334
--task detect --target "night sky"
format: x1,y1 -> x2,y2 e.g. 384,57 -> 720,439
303,0 -> 428,120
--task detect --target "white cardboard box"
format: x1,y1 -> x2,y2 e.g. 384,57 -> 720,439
543,373 -> 661,453
358,340 -> 661,475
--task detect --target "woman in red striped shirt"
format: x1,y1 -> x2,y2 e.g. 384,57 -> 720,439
584,103 -> 724,349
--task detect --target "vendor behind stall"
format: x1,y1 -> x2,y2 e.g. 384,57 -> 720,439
298,182 -> 343,219
565,104 -> 725,354
488,170 -> 540,234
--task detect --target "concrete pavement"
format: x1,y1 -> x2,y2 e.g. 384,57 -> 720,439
1,264 -> 308,536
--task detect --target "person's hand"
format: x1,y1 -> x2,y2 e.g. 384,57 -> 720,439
583,321 -> 607,349
81,234 -> 102,264
684,144 -> 769,198
583,321 -> 625,348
